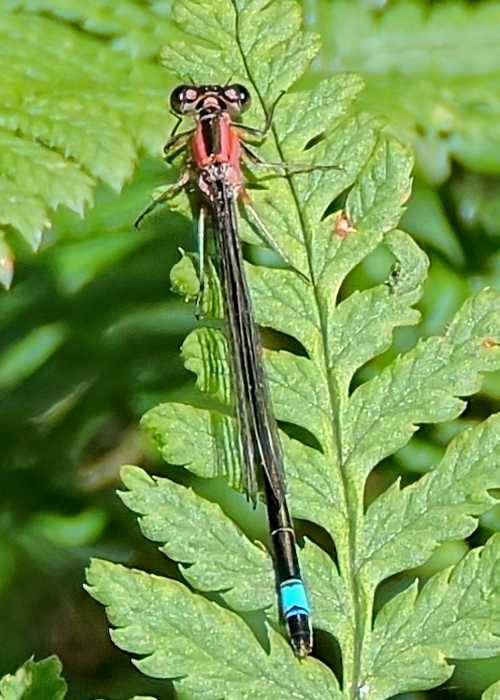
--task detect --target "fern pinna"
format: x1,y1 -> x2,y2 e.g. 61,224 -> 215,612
86,1 -> 500,698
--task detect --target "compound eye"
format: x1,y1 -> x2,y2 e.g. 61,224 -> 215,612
170,85 -> 198,114
225,84 -> 251,112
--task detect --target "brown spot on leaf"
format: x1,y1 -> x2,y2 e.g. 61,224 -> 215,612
482,337 -> 499,349
333,212 -> 356,238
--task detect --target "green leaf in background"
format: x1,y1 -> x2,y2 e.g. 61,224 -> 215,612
8,0 -> 174,59
25,507 -> 106,548
0,145 -> 194,698
0,653 -> 157,700
0,234 -> 14,290
85,0 -> 500,698
401,178 -> 465,267
483,680 -> 500,700
450,171 -> 500,239
0,656 -> 159,700
310,0 -> 500,183
0,322 -> 67,392
0,656 -> 67,700
0,5 -> 170,281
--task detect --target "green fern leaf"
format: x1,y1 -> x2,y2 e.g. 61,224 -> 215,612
0,129 -> 93,220
86,559 -> 341,700
0,656 -> 67,700
0,7 -> 168,279
0,322 -> 67,391
313,0 -> 500,182
86,0 -> 500,697
0,175 -> 49,251
119,465 -> 275,612
483,680 -> 500,700
361,411 -> 500,584
364,534 -> 500,698
0,234 -> 14,289
162,0 -> 320,102
8,0 -> 174,59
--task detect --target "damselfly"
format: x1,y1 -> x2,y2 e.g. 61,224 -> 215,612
137,83 -> 318,657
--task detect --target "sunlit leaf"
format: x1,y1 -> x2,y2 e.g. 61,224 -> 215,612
86,1 -> 500,698
0,656 -> 66,700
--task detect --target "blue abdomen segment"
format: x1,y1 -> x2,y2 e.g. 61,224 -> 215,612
280,578 -> 311,618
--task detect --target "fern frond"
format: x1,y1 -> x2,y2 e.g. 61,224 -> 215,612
87,559 -> 341,699
86,0 -> 500,697
483,680 -> 500,700
7,0 -> 173,58
0,656 -> 66,700
0,653 -> 157,700
0,8 -> 168,280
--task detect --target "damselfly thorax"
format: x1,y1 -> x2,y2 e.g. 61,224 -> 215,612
191,105 -> 245,199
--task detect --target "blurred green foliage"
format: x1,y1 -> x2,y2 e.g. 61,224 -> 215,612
0,1 -> 499,698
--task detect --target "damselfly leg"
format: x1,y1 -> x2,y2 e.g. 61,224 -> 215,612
163,129 -> 195,164
242,141 -> 343,175
231,90 -> 285,140
195,206 -> 207,320
134,171 -> 189,229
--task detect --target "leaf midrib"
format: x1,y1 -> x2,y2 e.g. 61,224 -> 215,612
230,3 -> 371,695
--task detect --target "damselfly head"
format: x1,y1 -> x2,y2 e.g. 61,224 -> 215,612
170,84 -> 251,116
